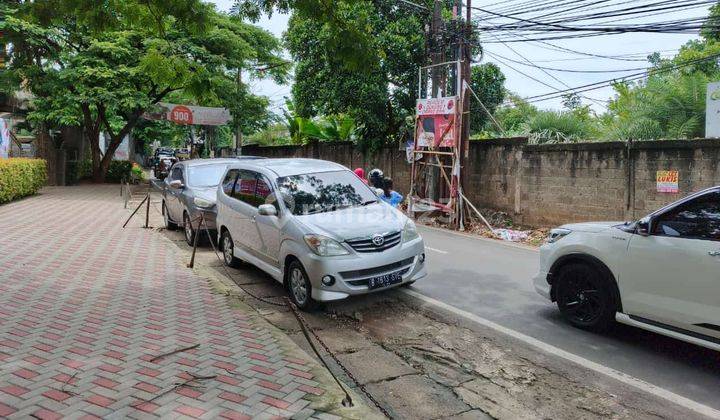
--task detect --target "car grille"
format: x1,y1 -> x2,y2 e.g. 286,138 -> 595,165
340,257 -> 415,280
345,231 -> 401,253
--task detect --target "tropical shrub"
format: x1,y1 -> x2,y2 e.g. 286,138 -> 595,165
0,158 -> 47,204
105,160 -> 133,183
131,163 -> 145,182
523,110 -> 596,144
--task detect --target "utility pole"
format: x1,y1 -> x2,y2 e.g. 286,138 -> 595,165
427,0 -> 444,202
235,69 -> 243,156
460,0 -> 472,214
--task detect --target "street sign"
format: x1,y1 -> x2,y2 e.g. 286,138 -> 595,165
143,102 -> 230,126
705,81 -> 720,137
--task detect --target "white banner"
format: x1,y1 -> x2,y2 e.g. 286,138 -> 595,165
143,103 -> 231,126
0,118 -> 10,159
706,82 -> 720,137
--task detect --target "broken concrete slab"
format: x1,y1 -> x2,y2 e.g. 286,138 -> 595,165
366,374 -> 470,419
336,346 -> 416,385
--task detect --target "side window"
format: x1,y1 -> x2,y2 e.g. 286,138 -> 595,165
222,169 -> 239,196
233,170 -> 258,205
256,176 -> 279,211
653,191 -> 720,240
170,167 -> 183,182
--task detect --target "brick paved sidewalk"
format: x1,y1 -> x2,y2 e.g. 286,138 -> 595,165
0,185 -> 358,419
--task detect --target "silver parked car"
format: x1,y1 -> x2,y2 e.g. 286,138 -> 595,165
216,158 -> 427,309
161,158 -> 242,246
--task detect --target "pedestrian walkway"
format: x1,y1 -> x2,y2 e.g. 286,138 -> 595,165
0,185 -> 348,419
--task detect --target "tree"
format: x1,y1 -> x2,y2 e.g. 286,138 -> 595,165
1,0 -> 286,181
282,1 -> 429,149
469,63 -> 506,134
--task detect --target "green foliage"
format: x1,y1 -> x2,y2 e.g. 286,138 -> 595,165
489,93 -> 539,136
105,161 -> 133,183
233,0 -> 379,68
523,110 -> 596,144
131,163 -> 145,182
2,1 -> 286,181
283,0 -> 430,150
469,64 -> 506,134
0,158 -> 48,204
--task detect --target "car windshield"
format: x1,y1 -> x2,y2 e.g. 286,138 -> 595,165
187,164 -> 228,187
277,170 -> 378,215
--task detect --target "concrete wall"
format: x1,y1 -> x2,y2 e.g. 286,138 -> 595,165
241,139 -> 720,227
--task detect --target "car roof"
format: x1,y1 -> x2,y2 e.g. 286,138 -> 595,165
180,158 -> 239,167
230,158 -> 347,177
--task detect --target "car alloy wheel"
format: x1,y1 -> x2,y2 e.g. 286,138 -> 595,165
290,267 -> 308,307
222,234 -> 234,266
558,276 -> 601,324
555,263 -> 614,331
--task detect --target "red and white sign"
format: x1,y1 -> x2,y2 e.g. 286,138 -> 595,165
415,97 -> 458,147
143,102 -> 230,126
170,105 -> 193,125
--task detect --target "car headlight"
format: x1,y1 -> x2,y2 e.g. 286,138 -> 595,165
546,228 -> 572,244
401,220 -> 420,243
194,197 -> 215,208
304,234 -> 350,256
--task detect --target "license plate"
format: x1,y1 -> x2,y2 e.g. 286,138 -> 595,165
367,272 -> 403,290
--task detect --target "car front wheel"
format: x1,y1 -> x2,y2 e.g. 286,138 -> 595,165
287,260 -> 317,311
555,263 -> 616,331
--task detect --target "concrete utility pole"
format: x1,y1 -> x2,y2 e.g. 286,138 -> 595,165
427,0 -> 444,201
460,0 -> 472,206
235,69 -> 243,156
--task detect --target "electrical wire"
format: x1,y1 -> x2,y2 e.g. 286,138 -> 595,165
522,52 -> 720,102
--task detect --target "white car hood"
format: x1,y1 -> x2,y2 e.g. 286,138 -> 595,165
560,221 -> 623,233
296,203 -> 406,240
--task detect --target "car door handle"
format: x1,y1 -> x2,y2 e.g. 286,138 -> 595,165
709,251 -> 720,257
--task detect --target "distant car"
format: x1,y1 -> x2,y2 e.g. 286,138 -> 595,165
161,159 -> 240,246
152,149 -> 176,180
215,158 -> 427,310
534,186 -> 720,351
175,148 -> 191,160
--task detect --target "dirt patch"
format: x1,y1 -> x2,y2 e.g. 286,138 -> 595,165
422,209 -> 550,247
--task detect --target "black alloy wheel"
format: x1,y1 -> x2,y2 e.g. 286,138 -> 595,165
555,263 -> 615,331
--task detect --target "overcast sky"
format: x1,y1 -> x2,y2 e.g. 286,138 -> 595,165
209,0 -> 707,113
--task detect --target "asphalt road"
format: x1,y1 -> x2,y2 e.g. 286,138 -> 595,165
413,225 -> 720,412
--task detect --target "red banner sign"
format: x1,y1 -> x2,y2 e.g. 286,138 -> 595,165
415,97 -> 458,148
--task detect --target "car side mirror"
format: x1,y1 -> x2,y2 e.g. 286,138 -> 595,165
636,219 -> 650,236
258,204 -> 278,217
169,180 -> 184,189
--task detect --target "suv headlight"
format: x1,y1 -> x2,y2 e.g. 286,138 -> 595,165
401,220 -> 420,243
194,197 -> 215,208
304,234 -> 350,256
546,228 -> 572,244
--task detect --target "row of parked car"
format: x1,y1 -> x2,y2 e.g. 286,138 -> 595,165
160,157 -> 427,309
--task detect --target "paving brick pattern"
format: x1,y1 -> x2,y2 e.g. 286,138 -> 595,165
0,186 -> 332,419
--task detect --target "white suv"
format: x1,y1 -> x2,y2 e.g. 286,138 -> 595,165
534,186 -> 720,351
215,158 -> 427,310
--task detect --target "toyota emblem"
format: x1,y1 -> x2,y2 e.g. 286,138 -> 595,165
372,234 -> 385,247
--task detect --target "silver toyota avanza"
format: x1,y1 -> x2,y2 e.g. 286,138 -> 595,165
216,158 -> 427,309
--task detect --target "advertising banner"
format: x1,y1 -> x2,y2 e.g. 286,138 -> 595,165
0,118 -> 10,159
143,103 -> 231,126
415,97 -> 458,148
656,170 -> 679,193
706,82 -> 720,137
